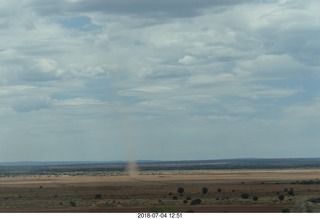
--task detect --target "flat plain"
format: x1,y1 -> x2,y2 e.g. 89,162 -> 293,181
0,168 -> 320,213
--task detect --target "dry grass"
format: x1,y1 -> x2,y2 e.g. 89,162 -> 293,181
0,169 -> 320,212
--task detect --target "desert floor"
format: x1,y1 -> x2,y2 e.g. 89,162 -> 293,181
0,169 -> 320,213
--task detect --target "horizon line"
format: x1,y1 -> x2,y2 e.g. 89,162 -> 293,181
1,157 -> 320,164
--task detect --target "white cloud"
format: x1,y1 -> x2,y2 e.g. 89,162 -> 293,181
178,55 -> 196,65
20,58 -> 62,81
187,73 -> 234,85
55,97 -> 107,106
0,85 -> 35,96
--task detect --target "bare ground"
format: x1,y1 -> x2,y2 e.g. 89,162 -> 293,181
0,169 -> 320,213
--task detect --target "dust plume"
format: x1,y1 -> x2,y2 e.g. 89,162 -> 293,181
113,101 -> 140,177
125,160 -> 139,177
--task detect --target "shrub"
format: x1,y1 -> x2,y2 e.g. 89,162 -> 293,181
177,187 -> 184,194
172,196 -> 178,200
183,200 -> 188,204
70,201 -> 76,207
217,188 -> 222,193
202,187 -> 208,194
252,196 -> 258,201
95,194 -> 102,199
288,188 -> 295,196
282,208 -> 290,213
186,197 -> 191,200
190,199 -> 202,205
278,194 -> 285,201
168,192 -> 173,196
307,197 -> 320,204
241,193 -> 250,199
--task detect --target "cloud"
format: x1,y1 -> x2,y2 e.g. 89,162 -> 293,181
284,94 -> 320,118
140,66 -> 191,79
0,85 -> 35,97
21,58 -> 62,81
247,1 -> 320,66
55,97 -> 107,106
12,96 -> 53,112
30,0 -> 255,18
178,55 -> 196,65
187,73 -> 234,85
1,0 -> 320,161
234,54 -> 307,77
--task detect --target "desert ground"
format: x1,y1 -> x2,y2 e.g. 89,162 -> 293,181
0,169 -> 320,213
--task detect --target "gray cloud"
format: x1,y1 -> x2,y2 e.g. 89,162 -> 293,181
142,67 -> 191,79
12,96 -> 53,113
31,0 -> 254,18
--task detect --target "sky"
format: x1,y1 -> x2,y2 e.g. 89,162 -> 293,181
0,0 -> 320,162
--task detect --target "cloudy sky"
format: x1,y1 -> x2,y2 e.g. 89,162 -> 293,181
0,0 -> 320,162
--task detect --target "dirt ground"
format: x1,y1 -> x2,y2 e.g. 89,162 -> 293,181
0,169 -> 320,213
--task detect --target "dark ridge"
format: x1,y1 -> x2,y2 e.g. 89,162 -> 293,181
0,158 -> 320,177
